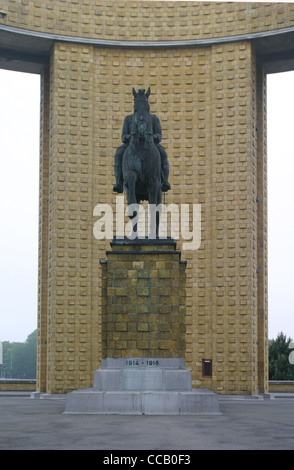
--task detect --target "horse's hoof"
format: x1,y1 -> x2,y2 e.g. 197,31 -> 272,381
113,184 -> 123,193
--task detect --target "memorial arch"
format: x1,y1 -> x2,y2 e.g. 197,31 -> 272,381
1,1 -> 294,395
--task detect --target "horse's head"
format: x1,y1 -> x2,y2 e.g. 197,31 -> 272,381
133,87 -> 150,109
132,88 -> 152,146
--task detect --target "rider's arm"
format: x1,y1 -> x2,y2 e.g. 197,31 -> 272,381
121,115 -> 132,143
152,115 -> 162,143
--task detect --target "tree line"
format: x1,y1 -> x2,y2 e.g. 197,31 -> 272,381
0,329 -> 293,380
269,332 -> 294,380
0,330 -> 37,379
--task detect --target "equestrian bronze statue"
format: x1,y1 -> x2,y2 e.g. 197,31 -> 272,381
113,88 -> 171,237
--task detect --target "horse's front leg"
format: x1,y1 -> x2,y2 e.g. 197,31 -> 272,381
125,171 -> 139,238
125,172 -> 136,207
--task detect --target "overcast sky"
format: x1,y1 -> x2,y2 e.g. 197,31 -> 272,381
0,70 -> 40,343
0,64 -> 293,343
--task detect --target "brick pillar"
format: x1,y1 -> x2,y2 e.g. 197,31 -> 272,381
100,238 -> 186,364
37,65 -> 50,393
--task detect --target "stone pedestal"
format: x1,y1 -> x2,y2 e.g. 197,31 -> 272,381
64,238 -> 219,414
101,237 -> 187,360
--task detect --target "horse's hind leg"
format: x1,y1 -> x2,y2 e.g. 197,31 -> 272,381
124,172 -> 136,206
156,186 -> 162,237
148,183 -> 162,239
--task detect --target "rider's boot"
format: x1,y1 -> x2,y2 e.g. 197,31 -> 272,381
113,164 -> 123,193
160,155 -> 171,192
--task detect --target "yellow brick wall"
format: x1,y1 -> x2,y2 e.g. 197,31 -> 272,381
37,66 -> 50,392
256,65 -> 268,394
45,43 -> 99,393
0,0 -> 282,394
269,382 -> 294,393
2,1 -> 294,42
40,39 -> 264,394
0,380 -> 36,392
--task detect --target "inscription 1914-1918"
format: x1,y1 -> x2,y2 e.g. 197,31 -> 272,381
125,359 -> 160,367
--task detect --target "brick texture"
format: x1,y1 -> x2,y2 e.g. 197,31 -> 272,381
101,242 -> 186,360
3,1 -> 294,42
0,0 -> 281,394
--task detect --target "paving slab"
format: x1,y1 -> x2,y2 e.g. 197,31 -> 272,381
0,394 -> 294,450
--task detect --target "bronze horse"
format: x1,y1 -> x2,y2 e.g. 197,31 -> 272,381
122,88 -> 162,237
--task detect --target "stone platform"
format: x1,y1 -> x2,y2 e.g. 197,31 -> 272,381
64,238 -> 219,415
64,360 -> 220,415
